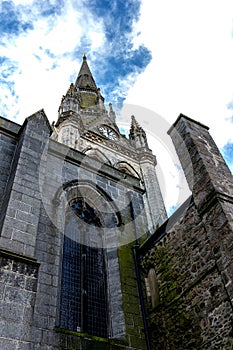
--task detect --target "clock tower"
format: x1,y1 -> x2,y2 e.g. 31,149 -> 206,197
52,54 -> 167,232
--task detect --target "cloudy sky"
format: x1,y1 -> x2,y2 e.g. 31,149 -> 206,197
0,0 -> 233,214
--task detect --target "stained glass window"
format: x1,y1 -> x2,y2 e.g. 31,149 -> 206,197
60,200 -> 108,338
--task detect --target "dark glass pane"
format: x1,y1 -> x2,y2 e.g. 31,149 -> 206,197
60,234 -> 82,331
71,200 -> 102,227
60,200 -> 108,337
85,246 -> 108,337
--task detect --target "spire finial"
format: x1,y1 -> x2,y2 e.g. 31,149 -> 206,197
82,52 -> 87,60
131,115 -> 141,130
129,115 -> 149,149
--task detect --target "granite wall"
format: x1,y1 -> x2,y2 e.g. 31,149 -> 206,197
140,115 -> 233,349
0,113 -> 147,350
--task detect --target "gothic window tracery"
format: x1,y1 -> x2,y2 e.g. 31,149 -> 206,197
115,161 -> 140,178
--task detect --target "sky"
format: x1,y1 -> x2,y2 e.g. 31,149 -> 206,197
0,0 -> 233,214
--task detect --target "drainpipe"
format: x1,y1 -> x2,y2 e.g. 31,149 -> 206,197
129,193 -> 151,350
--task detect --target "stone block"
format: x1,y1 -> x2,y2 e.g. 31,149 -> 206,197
0,338 -> 17,350
4,286 -> 34,307
18,342 -> 31,350
0,302 -> 24,322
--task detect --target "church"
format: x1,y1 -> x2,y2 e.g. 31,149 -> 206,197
0,55 -> 232,350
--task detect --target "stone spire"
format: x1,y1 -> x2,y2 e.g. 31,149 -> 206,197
56,55 -> 105,127
129,115 -> 149,149
75,54 -> 98,92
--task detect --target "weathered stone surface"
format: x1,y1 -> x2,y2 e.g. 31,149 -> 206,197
140,115 -> 233,349
1,61 -> 232,350
140,202 -> 233,349
0,250 -> 39,347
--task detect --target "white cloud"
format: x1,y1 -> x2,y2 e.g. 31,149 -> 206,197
124,0 -> 233,211
126,0 -> 233,149
1,0 -> 232,214
11,0 -> 34,4
118,104 -> 191,213
0,1 -> 106,123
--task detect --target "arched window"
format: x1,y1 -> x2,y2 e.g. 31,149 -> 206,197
59,199 -> 108,338
114,161 -> 140,178
145,268 -> 160,309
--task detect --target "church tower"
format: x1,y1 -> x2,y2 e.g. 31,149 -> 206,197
1,55 -> 232,350
52,54 -> 167,232
0,55 -> 166,350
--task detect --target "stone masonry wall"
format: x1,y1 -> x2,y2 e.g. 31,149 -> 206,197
140,202 -> 233,349
0,249 -> 39,350
139,114 -> 233,349
28,138 -> 147,349
0,111 -> 51,258
168,114 -> 233,320
0,114 -> 147,350
139,156 -> 167,232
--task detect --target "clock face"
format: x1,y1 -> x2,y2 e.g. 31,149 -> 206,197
98,125 -> 118,140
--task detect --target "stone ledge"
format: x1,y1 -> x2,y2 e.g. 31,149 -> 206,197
0,248 -> 40,267
55,327 -> 128,347
0,116 -> 21,137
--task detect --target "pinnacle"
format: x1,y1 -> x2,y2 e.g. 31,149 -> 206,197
130,115 -> 143,132
75,55 -> 98,92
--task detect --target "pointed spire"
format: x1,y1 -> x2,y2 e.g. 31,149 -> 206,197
129,115 -> 149,149
130,115 -> 142,133
75,54 -> 98,92
56,54 -> 106,127
109,103 -> 116,121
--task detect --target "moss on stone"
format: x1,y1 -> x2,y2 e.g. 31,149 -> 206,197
80,93 -> 97,108
117,242 -> 147,349
55,327 -> 128,349
142,245 -> 203,349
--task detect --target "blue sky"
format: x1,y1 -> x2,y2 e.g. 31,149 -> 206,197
0,0 -> 151,112
0,0 -> 233,213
